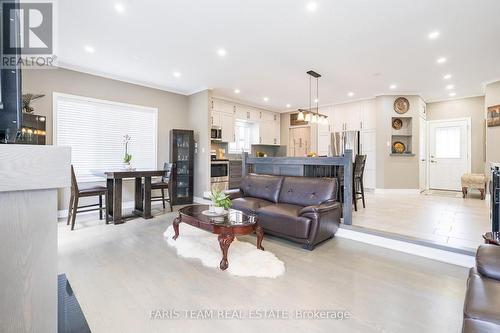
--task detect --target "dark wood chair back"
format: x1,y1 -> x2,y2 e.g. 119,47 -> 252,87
162,162 -> 173,183
70,165 -> 79,192
353,155 -> 367,179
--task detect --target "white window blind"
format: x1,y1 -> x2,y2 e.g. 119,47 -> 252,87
54,93 -> 157,182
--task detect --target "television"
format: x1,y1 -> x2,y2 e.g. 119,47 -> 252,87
0,0 -> 22,143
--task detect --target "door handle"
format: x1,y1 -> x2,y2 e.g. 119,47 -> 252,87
430,160 -> 437,163
421,159 -> 426,162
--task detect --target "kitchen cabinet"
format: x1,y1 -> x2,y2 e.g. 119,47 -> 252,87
288,127 -> 310,157
273,113 -> 281,145
361,99 -> 376,130
211,110 -> 221,127
221,112 -> 235,143
258,112 -> 280,145
211,99 -> 234,114
259,120 -> 275,145
332,99 -> 376,132
235,105 -> 260,122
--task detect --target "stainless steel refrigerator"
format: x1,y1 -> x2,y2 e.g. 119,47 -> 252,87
331,131 -> 360,161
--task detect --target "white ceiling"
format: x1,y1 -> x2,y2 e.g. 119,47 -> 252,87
57,0 -> 500,111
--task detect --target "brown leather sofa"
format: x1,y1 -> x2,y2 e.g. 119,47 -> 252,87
226,174 -> 341,250
463,245 -> 500,332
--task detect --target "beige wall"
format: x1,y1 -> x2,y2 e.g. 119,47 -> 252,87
427,96 -> 485,174
375,95 -> 424,189
485,81 -> 500,169
22,68 -> 190,211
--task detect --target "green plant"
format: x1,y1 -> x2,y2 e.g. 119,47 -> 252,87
209,190 -> 232,209
123,153 -> 132,164
123,134 -> 132,164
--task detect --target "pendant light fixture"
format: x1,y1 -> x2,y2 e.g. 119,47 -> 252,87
298,70 -> 326,124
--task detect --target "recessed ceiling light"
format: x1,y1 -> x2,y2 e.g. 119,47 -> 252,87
286,104 -> 291,108
217,49 -> 227,57
446,84 -> 454,90
306,2 -> 318,12
449,92 -> 456,97
389,84 -> 397,90
173,71 -> 181,78
114,3 -> 125,13
347,92 -> 354,97
443,74 -> 452,80
437,57 -> 447,64
428,31 -> 440,39
84,45 -> 95,53
234,89 -> 240,94
263,97 -> 269,102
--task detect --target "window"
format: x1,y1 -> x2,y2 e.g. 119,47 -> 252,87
54,93 -> 157,182
435,125 -> 461,158
229,121 -> 256,153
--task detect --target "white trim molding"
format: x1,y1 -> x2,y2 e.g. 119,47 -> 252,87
336,228 -> 475,268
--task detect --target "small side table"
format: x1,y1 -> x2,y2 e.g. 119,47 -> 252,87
483,232 -> 500,245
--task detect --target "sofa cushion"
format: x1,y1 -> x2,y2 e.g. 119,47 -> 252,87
278,176 -> 337,207
231,197 -> 273,215
476,245 -> 500,281
464,272 -> 500,325
240,174 -> 284,203
463,319 -> 500,333
257,203 -> 311,239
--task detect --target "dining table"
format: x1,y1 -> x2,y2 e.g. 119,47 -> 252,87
91,169 -> 166,224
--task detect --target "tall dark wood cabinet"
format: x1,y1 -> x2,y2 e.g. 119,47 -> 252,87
170,129 -> 194,205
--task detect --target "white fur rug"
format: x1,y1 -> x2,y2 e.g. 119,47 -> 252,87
163,224 -> 285,278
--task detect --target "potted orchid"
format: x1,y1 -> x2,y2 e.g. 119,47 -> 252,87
123,134 -> 133,169
209,190 -> 232,214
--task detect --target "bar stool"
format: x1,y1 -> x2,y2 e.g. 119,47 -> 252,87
338,155 -> 367,211
67,165 -> 107,230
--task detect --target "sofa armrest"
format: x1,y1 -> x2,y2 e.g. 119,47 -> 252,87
476,245 -> 500,281
299,200 -> 340,216
225,189 -> 243,200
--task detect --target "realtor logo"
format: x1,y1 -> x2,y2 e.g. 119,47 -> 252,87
3,2 -> 53,54
2,1 -> 56,68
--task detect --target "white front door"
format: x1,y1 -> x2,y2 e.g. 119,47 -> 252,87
419,117 -> 427,192
428,118 -> 470,191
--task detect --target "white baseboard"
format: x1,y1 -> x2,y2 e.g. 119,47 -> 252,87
336,228 -> 475,268
374,188 -> 421,195
58,201 -> 164,219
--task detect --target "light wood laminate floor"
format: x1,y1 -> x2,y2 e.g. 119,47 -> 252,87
353,191 -> 490,250
59,208 -> 468,333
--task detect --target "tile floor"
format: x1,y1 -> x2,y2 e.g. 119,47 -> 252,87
352,190 -> 490,250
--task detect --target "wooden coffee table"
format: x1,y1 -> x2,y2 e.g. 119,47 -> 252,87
172,205 -> 264,270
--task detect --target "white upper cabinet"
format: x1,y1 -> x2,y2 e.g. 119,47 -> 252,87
235,105 -> 260,122
212,97 -> 280,145
220,112 -> 235,142
361,99 -> 376,130
211,110 -> 221,127
212,99 -> 234,114
331,99 -> 376,132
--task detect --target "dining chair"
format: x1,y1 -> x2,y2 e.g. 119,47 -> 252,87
146,162 -> 173,212
67,165 -> 107,230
